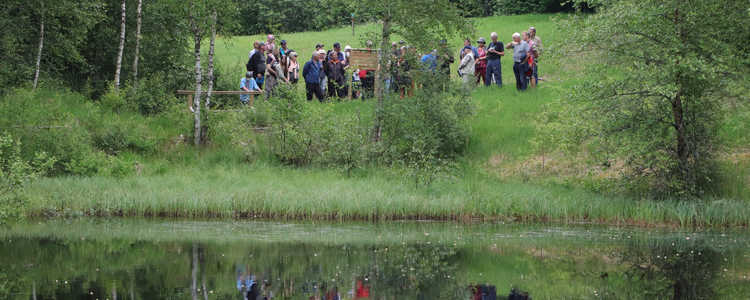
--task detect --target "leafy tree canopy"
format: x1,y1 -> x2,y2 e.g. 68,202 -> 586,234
545,0 -> 750,197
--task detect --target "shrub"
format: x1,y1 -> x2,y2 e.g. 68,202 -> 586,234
128,76 -> 181,116
380,78 -> 476,162
90,117 -> 155,155
0,133 -> 55,225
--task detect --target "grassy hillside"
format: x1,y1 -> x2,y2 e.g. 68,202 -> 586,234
14,14 -> 750,226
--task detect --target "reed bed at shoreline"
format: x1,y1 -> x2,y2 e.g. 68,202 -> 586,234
24,165 -> 750,227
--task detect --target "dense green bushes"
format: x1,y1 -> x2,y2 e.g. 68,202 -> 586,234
0,88 -> 189,177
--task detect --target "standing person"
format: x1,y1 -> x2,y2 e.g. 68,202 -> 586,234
288,52 -> 300,84
459,38 -> 479,60
522,31 -> 539,89
475,37 -> 488,85
303,50 -> 325,102
247,41 -> 260,63
247,42 -> 267,89
438,39 -> 454,79
240,71 -> 262,105
529,27 -> 543,88
266,35 -> 276,53
264,51 -> 278,100
312,43 -> 324,59
327,43 -> 347,99
279,39 -> 293,56
485,32 -> 504,87
457,47 -> 475,85
313,43 -> 327,96
506,32 -> 531,91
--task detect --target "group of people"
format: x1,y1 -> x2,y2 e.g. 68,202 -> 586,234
240,27 -> 543,104
456,26 -> 543,91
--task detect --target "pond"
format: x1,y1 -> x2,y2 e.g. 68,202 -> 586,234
1,219 -> 748,299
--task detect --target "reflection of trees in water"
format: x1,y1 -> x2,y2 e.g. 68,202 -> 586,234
618,242 -> 721,300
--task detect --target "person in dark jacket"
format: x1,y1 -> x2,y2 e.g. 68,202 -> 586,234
247,42 -> 267,89
303,50 -> 325,102
326,43 -> 347,99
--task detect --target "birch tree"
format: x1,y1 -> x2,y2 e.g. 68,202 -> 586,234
114,0 -> 127,91
132,0 -> 143,89
33,8 -> 44,89
184,0 -> 237,145
189,4 -> 206,145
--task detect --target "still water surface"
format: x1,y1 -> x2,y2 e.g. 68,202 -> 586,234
1,219 -> 749,299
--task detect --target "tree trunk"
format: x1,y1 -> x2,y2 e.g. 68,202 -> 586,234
200,10 -> 217,144
132,0 -> 142,90
33,15 -> 44,89
190,13 -> 203,145
671,7 -> 689,183
205,10 -> 217,109
672,93 -> 688,164
371,12 -> 391,142
114,0 -> 127,91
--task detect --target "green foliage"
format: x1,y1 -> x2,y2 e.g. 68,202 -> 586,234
210,109 -> 263,163
0,88 -> 147,177
546,0 -> 750,197
392,139 -> 459,188
127,76 -> 181,116
266,84 -> 338,166
449,0 -> 575,17
0,133 -> 55,225
237,0 -> 366,35
0,0 -> 106,90
381,79 -> 476,161
98,83 -> 134,114
91,119 -> 155,156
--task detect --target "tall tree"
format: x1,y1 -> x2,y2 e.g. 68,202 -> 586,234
33,7 -> 44,89
114,0 -> 127,90
548,0 -> 750,196
184,0 -> 237,145
188,2 -> 205,145
132,0 -> 142,89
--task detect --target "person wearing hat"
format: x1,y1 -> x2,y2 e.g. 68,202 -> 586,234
475,37 -> 488,85
279,40 -> 293,57
288,51 -> 300,84
266,35 -> 276,52
247,41 -> 267,88
311,43 -> 325,59
303,49 -> 326,102
458,46 -> 475,85
240,71 -> 262,105
311,43 -> 327,95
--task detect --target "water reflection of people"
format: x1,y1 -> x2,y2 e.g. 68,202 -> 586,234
470,284 -> 532,300
237,266 -> 255,292
506,288 -> 531,300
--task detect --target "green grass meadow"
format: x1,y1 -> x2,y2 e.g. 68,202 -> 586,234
20,14 -> 750,226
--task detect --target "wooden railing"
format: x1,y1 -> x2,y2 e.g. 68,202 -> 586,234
177,90 -> 263,109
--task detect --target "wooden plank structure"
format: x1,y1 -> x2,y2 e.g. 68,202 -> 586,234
177,90 -> 263,108
347,49 -> 380,100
